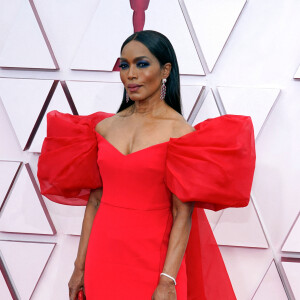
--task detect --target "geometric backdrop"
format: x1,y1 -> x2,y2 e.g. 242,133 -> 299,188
1,0 -> 300,299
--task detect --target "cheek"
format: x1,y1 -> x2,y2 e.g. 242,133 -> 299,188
141,70 -> 161,87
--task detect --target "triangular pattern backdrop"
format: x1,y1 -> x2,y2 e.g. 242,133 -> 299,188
0,0 -> 299,299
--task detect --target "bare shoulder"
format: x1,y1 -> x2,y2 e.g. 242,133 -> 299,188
167,109 -> 196,138
95,117 -> 110,134
95,106 -> 140,134
95,112 -> 121,134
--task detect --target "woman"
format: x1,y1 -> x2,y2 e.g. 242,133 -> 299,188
37,30 -> 256,300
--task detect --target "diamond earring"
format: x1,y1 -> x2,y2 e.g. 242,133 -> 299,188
126,92 -> 130,103
160,78 -> 167,100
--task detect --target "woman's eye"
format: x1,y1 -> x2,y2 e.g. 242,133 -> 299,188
137,61 -> 150,68
118,61 -> 149,69
119,63 -> 129,70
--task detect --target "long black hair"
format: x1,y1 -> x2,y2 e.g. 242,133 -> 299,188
116,30 -> 182,115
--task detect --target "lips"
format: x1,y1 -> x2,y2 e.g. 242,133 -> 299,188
128,84 -> 141,88
128,84 -> 142,92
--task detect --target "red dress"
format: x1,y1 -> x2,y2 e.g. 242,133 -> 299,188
37,110 -> 256,300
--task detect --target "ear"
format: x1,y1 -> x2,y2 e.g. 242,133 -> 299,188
162,63 -> 172,79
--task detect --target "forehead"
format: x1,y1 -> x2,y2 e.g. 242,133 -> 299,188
121,40 -> 156,61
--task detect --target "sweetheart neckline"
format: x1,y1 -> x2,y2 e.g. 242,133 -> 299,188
95,131 -> 170,157
93,117 -> 199,157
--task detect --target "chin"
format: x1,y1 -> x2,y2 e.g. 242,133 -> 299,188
129,96 -> 142,101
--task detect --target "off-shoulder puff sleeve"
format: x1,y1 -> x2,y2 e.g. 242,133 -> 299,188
37,110 -> 114,206
165,114 -> 256,211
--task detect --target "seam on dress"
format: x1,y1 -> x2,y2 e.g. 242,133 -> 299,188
100,200 -> 171,211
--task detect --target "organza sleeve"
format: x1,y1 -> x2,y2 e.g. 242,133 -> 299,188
37,110 -> 114,205
165,114 -> 256,211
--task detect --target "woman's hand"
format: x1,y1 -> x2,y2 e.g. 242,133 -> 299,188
67,189 -> 101,300
151,276 -> 177,300
68,266 -> 85,300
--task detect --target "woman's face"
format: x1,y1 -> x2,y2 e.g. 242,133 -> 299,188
119,40 -> 169,102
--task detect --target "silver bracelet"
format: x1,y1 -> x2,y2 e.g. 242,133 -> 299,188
160,272 -> 176,285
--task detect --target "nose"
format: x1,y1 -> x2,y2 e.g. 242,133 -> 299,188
127,65 -> 137,79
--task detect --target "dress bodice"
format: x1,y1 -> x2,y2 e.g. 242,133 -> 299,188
96,133 -> 171,210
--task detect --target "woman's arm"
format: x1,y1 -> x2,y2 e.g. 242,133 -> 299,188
74,188 -> 103,269
68,188 -> 103,300
152,194 -> 194,300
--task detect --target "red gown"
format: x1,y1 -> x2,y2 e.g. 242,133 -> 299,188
37,110 -> 256,300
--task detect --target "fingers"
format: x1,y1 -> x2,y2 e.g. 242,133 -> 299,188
69,286 -> 82,300
70,286 -> 86,300
69,287 -> 76,300
69,289 -> 83,300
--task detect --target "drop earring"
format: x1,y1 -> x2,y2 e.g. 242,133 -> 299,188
126,92 -> 130,103
160,78 -> 167,100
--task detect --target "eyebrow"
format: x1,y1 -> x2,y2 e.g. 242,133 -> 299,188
119,56 -> 150,62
